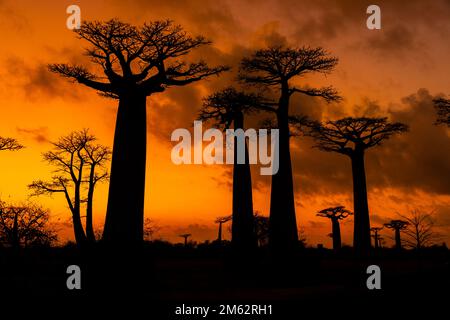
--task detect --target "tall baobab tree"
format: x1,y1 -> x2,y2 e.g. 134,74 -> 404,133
433,97 -> 450,126
384,220 -> 409,250
306,117 -> 408,254
239,46 -> 341,252
200,88 -> 264,251
0,137 -> 23,152
49,20 -> 228,244
370,226 -> 383,249
29,130 -> 110,246
316,206 -> 352,252
214,215 -> 232,245
399,210 -> 441,249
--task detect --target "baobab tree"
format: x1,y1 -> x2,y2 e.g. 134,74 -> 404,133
28,130 -> 110,246
0,137 -> 23,152
179,233 -> 191,247
239,46 -> 341,252
384,219 -> 409,250
214,215 -> 232,245
370,226 -> 383,249
0,201 -> 57,248
200,88 -> 266,251
399,210 -> 441,249
254,212 -> 270,248
316,206 -> 352,252
49,19 -> 228,244
306,117 -> 408,254
433,97 -> 450,126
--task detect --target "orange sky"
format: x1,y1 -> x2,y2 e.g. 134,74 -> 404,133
0,0 -> 449,247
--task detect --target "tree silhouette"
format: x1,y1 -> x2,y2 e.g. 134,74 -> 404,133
384,220 -> 409,250
49,19 -> 228,244
254,213 -> 270,247
143,218 -> 160,241
0,137 -> 23,151
370,226 -> 383,249
214,215 -> 232,245
0,201 -> 57,248
179,233 -> 191,247
306,117 -> 408,254
239,46 -> 340,252
316,206 -> 352,252
28,130 -> 110,246
399,210 -> 441,249
200,87 -> 264,251
433,97 -> 450,126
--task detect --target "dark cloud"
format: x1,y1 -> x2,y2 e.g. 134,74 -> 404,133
16,127 -> 49,144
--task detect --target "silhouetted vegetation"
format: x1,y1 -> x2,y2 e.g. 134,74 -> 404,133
433,97 -> 450,126
384,220 -> 409,250
0,201 -> 57,248
49,19 -> 228,245
28,130 -> 110,246
0,137 -> 23,151
306,117 -> 408,254
317,206 -> 352,252
239,46 -> 341,253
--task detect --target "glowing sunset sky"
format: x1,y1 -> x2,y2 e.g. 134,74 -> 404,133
0,0 -> 449,246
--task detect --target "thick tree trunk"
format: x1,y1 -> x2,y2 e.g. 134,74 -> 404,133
395,229 -> 402,250
350,148 -> 371,254
331,218 -> 341,252
269,87 -> 298,253
85,169 -> 96,243
12,212 -> 19,249
232,113 -> 257,252
103,93 -> 147,244
217,222 -> 223,244
374,232 -> 379,249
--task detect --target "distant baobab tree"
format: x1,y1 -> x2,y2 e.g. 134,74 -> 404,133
316,206 -> 352,252
0,201 -> 57,248
370,226 -> 383,249
179,233 -> 192,247
214,215 -> 232,245
49,19 -> 228,244
384,220 -> 409,250
0,137 -> 23,151
306,117 -> 408,254
433,97 -> 450,126
239,46 -> 341,252
200,88 -> 265,251
399,210 -> 441,249
29,130 -> 110,246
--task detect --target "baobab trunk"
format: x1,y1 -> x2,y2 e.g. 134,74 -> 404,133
395,229 -> 402,250
85,170 -> 96,243
350,148 -> 371,254
217,222 -> 223,244
72,211 -> 87,246
331,218 -> 341,252
232,113 -> 257,251
103,92 -> 147,244
269,87 -> 298,252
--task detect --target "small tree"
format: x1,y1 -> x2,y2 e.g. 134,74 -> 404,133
49,19 -> 228,244
179,233 -> 191,247
239,46 -> 340,252
433,97 -> 450,126
254,213 -> 270,247
214,215 -> 232,245
306,117 -> 408,254
399,210 -> 441,249
29,130 -> 110,246
316,206 -> 352,252
384,220 -> 409,250
0,201 -> 57,248
143,218 -> 160,241
0,137 -> 23,151
370,226 -> 383,249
